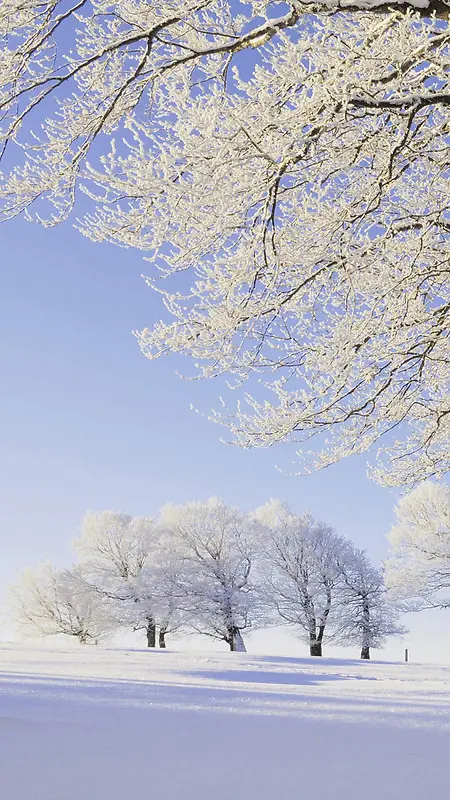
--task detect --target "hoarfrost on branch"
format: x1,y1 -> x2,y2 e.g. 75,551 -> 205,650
2,1 -> 450,485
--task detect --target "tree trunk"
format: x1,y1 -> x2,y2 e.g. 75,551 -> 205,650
361,597 -> 371,661
227,626 -> 246,651
312,591 -> 330,658
234,630 -> 247,652
159,626 -> 167,649
310,641 -> 322,657
309,623 -> 323,656
146,617 -> 156,648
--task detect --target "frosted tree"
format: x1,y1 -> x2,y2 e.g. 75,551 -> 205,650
336,548 -> 405,659
7,563 -> 114,644
156,498 -> 263,651
385,481 -> 450,611
256,500 -> 347,656
75,510 -> 180,647
2,2 -> 450,486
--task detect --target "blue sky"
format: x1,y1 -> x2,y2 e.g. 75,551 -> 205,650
0,215 -> 447,662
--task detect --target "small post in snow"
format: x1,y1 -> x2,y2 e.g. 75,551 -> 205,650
404,648 -> 409,663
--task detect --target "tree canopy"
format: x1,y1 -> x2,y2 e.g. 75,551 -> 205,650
386,481 -> 450,607
2,1 -> 449,485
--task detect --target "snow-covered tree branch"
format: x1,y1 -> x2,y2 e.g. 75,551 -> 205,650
2,2 -> 450,485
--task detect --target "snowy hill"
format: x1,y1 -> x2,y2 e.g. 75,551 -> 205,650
1,644 -> 449,799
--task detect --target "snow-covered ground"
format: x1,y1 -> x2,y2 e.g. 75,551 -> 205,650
1,644 -> 449,799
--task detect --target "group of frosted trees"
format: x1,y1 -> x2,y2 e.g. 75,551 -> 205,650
7,498 -> 406,659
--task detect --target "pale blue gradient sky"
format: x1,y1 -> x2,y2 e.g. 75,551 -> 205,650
0,216 -> 446,661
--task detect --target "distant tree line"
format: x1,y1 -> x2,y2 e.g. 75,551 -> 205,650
8,494 -> 429,659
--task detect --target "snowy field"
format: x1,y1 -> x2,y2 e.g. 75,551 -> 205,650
1,645 -> 449,800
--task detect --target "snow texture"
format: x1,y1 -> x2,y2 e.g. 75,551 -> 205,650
0,644 -> 449,799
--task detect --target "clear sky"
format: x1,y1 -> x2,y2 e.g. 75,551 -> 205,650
0,215 -> 447,662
